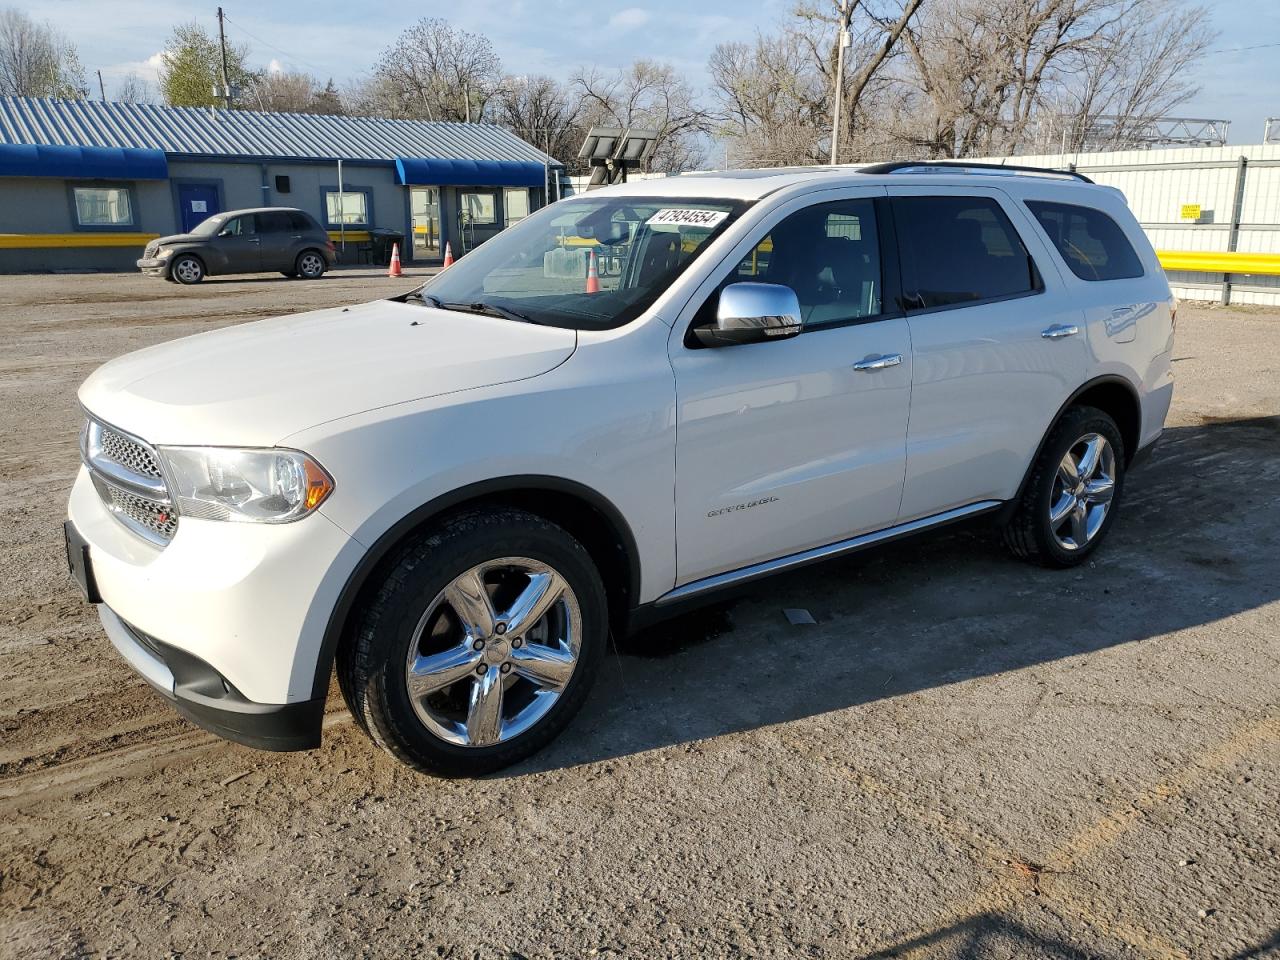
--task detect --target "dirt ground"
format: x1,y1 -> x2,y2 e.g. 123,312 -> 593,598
1,267 -> 1277,960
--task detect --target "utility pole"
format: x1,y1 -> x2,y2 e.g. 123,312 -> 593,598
829,0 -> 855,165
216,6 -> 232,109
96,70 -> 106,101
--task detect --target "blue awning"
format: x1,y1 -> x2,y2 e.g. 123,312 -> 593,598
0,143 -> 169,180
395,157 -> 546,187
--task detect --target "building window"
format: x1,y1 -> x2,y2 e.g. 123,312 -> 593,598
73,186 -> 134,227
504,188 -> 531,227
324,189 -> 369,227
460,191 -> 496,226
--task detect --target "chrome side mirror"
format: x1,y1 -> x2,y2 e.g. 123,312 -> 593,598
695,282 -> 803,347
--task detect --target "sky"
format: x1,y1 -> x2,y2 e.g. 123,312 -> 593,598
19,0 -> 1280,146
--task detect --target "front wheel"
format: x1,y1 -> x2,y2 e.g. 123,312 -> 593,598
338,509 -> 607,777
1002,406 -> 1125,567
170,254 -> 204,284
295,250 -> 326,279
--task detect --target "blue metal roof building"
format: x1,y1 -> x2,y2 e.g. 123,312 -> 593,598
0,96 -> 562,272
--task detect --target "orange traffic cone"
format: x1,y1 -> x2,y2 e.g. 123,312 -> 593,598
388,242 -> 402,278
442,242 -> 454,268
585,249 -> 600,294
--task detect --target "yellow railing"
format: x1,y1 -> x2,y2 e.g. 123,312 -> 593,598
327,230 -> 372,243
1156,250 -> 1280,276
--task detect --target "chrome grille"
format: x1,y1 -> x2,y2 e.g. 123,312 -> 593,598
82,414 -> 177,545
93,475 -> 179,540
98,426 -> 163,479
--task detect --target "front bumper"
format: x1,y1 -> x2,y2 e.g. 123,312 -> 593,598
136,257 -> 168,277
68,466 -> 364,707
99,604 -> 325,751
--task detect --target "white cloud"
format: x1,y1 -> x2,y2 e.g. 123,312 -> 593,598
608,7 -> 651,29
267,58 -> 285,75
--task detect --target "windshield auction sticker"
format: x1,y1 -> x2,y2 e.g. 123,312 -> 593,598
646,208 -> 730,229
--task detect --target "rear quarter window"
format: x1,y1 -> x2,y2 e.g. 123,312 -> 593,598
1025,200 -> 1145,281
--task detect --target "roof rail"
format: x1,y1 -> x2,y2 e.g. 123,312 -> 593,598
858,160 -> 1094,184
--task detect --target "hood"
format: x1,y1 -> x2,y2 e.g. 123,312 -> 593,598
152,233 -> 202,246
78,300 -> 577,447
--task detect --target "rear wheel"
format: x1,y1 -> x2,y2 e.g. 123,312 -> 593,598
170,254 -> 204,285
338,509 -> 607,777
1002,406 -> 1125,567
296,250 -> 326,279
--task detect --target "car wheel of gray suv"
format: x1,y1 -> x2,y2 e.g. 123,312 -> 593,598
1002,405 -> 1125,568
170,254 -> 205,285
337,508 -> 607,777
296,250 -> 326,279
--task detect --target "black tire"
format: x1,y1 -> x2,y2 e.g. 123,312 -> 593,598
1002,405 -> 1126,568
170,254 -> 205,285
295,249 -> 326,279
337,508 -> 607,777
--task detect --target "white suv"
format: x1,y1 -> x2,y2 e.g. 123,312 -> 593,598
66,162 -> 1174,775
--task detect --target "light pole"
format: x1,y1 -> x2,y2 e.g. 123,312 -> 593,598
829,0 -> 855,165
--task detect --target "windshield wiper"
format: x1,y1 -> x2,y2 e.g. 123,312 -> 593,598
443,300 -> 538,324
405,291 -> 539,325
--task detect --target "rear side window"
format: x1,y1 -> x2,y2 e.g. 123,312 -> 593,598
892,196 -> 1040,310
1026,201 -> 1145,281
288,211 -> 316,232
257,211 -> 293,233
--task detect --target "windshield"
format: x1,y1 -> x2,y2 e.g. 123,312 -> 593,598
414,196 -> 749,330
190,215 -> 227,237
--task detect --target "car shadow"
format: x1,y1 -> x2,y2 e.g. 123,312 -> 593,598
510,414 -> 1280,776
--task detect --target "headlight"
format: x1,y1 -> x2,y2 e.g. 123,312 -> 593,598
158,446 -> 333,523
156,247 -> 174,259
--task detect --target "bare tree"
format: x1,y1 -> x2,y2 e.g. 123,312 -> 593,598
493,74 -> 583,164
709,31 -> 831,165
0,7 -> 87,98
710,0 -> 925,165
571,60 -> 713,172
372,17 -> 502,122
895,0 -> 1215,157
250,71 -> 320,113
1049,0 -> 1214,150
114,72 -> 154,104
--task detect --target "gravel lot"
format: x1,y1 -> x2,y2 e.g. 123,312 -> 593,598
1,267 -> 1277,959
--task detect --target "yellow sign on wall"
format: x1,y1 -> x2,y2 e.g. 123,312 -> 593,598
1180,203 -> 1202,221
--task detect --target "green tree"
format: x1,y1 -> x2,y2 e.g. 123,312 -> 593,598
158,21 -> 256,107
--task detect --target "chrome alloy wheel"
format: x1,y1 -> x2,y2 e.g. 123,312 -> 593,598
173,257 -> 202,283
299,252 -> 324,277
404,558 -> 582,747
1049,432 -> 1116,551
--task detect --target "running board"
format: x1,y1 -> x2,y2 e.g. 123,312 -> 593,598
655,500 -> 1003,606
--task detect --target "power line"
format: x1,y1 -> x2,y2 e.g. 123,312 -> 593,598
220,14 -> 335,78
1210,40 -> 1280,54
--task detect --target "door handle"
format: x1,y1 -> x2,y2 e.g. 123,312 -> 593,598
853,353 -> 903,371
1041,324 -> 1079,339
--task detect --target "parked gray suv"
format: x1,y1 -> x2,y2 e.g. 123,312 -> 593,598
137,207 -> 336,284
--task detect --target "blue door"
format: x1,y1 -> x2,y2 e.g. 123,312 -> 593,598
177,183 -> 221,233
